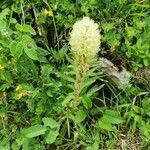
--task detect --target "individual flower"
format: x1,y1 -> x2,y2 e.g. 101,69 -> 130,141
44,9 -> 53,17
69,17 -> 100,63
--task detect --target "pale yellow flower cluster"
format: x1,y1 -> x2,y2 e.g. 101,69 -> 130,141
69,17 -> 100,63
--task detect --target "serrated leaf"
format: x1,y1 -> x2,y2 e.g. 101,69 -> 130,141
45,130 -> 59,144
42,117 -> 60,128
21,125 -> 47,138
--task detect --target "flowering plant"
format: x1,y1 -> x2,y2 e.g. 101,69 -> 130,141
68,17 -> 100,110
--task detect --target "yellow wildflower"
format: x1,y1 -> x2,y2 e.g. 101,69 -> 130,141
69,17 -> 100,63
44,9 -> 53,17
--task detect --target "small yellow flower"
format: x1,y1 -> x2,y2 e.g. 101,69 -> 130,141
0,64 -> 4,70
69,17 -> 100,63
44,9 -> 53,17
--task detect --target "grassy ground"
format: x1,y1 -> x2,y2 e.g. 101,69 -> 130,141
0,0 -> 150,149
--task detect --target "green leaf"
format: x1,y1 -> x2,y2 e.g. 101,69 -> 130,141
86,146 -> 93,150
16,24 -> 36,35
134,115 -> 142,123
86,84 -> 105,97
74,109 -> 86,123
42,117 -> 60,128
0,19 -> 6,29
11,141 -> 20,150
41,64 -> 53,77
37,47 -> 49,63
143,59 -> 149,66
24,45 -> 38,60
22,35 -> 38,60
92,130 -> 100,150
132,106 -> 141,114
45,130 -> 59,144
62,93 -> 74,107
0,138 -> 10,150
81,95 -> 92,109
0,38 -> 10,48
10,41 -> 23,59
10,18 -> 17,24
103,110 -> 124,124
82,77 -> 98,89
21,125 -> 47,138
101,22 -> 114,32
98,117 -> 113,131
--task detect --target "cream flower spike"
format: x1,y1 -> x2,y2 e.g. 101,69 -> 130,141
69,17 -> 100,62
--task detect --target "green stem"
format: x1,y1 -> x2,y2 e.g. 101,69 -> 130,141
70,63 -> 89,110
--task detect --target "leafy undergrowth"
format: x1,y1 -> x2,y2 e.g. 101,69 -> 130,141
0,0 -> 150,150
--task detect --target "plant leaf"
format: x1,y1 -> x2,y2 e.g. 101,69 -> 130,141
42,117 -> 60,128
103,110 -> 124,124
10,41 -> 23,59
21,125 -> 47,138
74,109 -> 86,123
16,23 -> 36,35
22,35 -> 38,60
62,93 -> 74,107
81,95 -> 92,109
98,117 -> 113,131
45,130 -> 59,144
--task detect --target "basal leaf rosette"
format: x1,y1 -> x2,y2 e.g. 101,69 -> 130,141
69,17 -> 100,64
